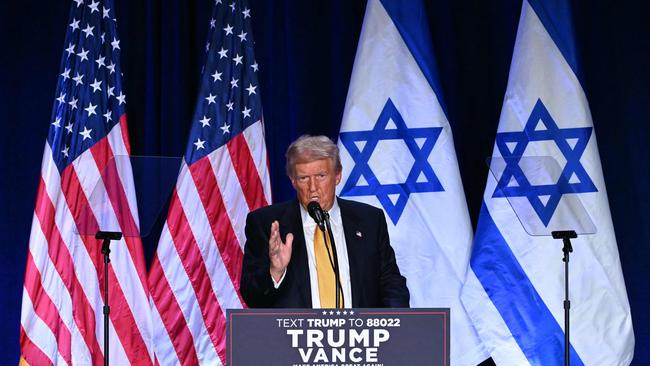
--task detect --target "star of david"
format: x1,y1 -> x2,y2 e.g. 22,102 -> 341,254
493,99 -> 597,226
339,98 -> 444,224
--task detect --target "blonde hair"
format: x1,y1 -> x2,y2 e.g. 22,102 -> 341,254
285,135 -> 342,178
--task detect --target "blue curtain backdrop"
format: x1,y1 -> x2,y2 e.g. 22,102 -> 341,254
1,0 -> 648,364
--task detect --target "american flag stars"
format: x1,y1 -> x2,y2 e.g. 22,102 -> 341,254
185,1 -> 263,160
46,0 -> 127,169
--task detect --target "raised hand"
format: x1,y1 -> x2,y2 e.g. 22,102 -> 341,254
268,220 -> 293,282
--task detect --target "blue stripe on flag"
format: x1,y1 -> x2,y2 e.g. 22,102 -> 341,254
471,202 -> 585,366
527,0 -> 583,84
379,0 -> 448,117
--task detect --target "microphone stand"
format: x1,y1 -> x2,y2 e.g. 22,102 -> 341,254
323,213 -> 344,309
95,231 -> 123,366
552,230 -> 576,366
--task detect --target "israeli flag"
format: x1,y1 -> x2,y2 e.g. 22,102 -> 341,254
337,1 -> 487,364
460,1 -> 634,365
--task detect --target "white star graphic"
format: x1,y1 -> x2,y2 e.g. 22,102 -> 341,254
229,2 -> 235,12
246,83 -> 257,95
82,24 -> 94,38
65,122 -> 74,134
111,37 -> 120,50
194,138 -> 206,150
242,106 -> 251,118
210,18 -> 216,28
218,48 -> 228,59
90,79 -> 102,93
88,0 -> 99,13
73,0 -> 83,8
107,62 -> 116,74
69,18 -> 80,31
205,93 -> 216,104
237,31 -> 247,42
95,56 -> 105,69
79,126 -> 93,140
220,123 -> 231,134
72,73 -> 84,86
85,102 -> 97,116
104,110 -> 112,122
223,24 -> 233,36
52,117 -> 62,128
230,77 -> 239,88
56,92 -> 66,104
61,146 -> 70,158
77,48 -> 89,62
199,116 -> 211,127
102,6 -> 110,19
107,86 -> 115,97
65,43 -> 75,57
68,97 -> 78,110
251,61 -> 259,72
242,8 -> 251,18
61,68 -> 71,80
226,101 -> 234,111
211,70 -> 222,82
233,54 -> 243,65
205,42 -> 210,52
116,91 -> 126,105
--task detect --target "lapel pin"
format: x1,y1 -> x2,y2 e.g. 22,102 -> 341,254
356,231 -> 362,238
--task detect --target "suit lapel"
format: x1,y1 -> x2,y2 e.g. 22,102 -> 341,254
279,200 -> 311,307
338,198 -> 363,308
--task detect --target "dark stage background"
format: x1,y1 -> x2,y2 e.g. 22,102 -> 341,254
1,0 -> 648,364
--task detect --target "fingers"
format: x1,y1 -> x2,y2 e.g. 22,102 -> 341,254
285,233 -> 294,250
269,221 -> 279,244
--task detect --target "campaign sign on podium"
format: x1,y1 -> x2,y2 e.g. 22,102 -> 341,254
227,308 -> 449,366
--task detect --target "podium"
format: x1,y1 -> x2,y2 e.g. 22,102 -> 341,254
227,308 -> 449,366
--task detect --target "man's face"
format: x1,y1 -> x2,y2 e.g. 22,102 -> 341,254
291,158 -> 341,212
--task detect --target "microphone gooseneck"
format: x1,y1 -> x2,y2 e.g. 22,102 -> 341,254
306,201 -> 344,308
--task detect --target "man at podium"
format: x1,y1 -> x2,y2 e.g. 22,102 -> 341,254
241,135 -> 409,309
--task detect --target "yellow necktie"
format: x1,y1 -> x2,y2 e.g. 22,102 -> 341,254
314,227 -> 340,308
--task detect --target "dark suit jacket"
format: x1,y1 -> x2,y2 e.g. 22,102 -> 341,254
240,197 -> 409,308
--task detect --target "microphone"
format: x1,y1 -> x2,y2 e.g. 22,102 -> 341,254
307,201 -> 326,232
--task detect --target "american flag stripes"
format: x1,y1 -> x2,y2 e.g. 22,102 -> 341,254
20,0 -> 154,365
148,0 -> 271,364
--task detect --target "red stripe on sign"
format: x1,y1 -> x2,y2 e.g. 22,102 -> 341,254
149,254 -> 200,366
20,327 -> 54,366
227,133 -> 269,210
188,157 -> 245,296
34,176 -> 104,366
23,251 -> 73,366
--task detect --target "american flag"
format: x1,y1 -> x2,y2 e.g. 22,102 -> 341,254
148,0 -> 271,364
20,0 -> 154,365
